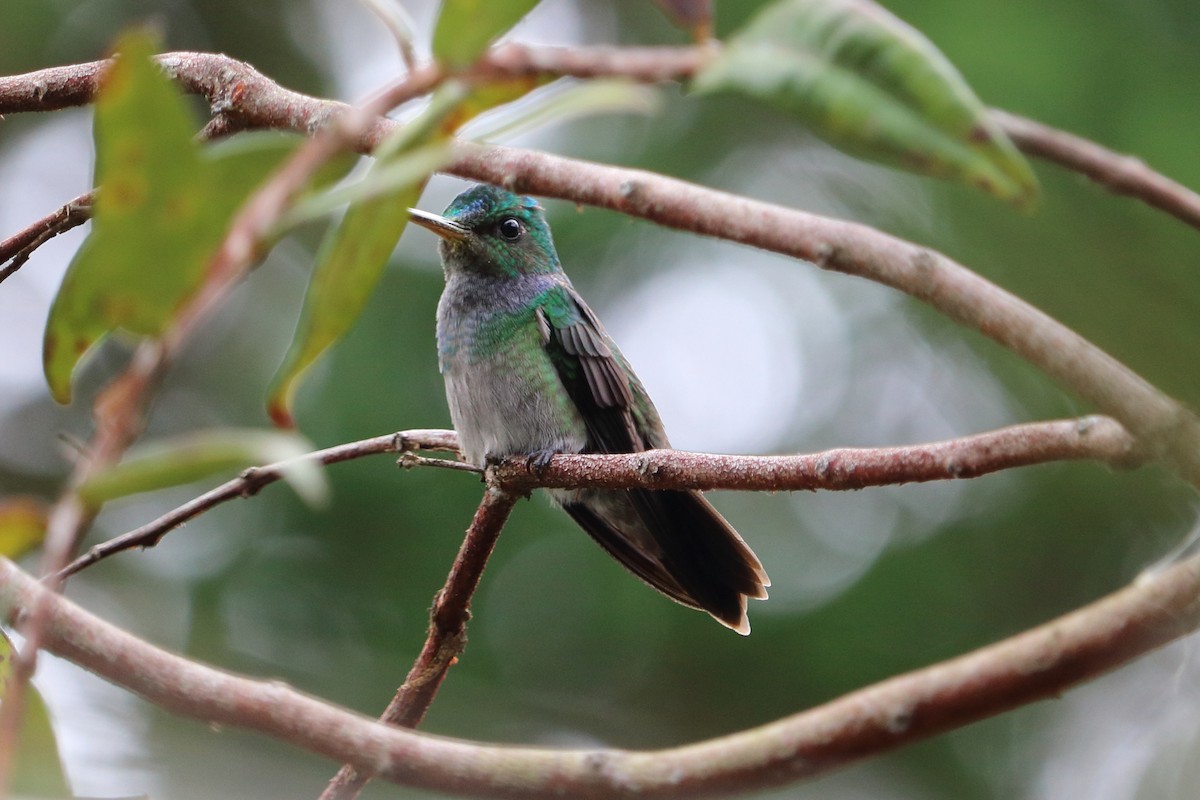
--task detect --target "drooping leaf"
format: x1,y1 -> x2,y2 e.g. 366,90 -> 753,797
77,428 -> 328,507
42,31 -> 300,404
432,0 -> 541,69
266,185 -> 431,428
0,498 -> 47,560
264,84 -> 465,428
1,630 -> 72,798
42,30 -> 198,403
267,78 -> 536,427
692,0 -> 1038,207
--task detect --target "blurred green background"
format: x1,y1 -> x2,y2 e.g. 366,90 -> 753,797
2,1 -> 1199,798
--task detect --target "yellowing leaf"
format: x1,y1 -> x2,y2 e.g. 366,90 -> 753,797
0,498 -> 47,559
42,31 -> 298,404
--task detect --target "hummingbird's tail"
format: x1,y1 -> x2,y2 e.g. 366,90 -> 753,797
562,488 -> 770,634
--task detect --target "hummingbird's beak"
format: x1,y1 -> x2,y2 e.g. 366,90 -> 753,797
407,208 -> 470,241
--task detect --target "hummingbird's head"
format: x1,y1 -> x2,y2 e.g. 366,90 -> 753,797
408,184 -> 561,278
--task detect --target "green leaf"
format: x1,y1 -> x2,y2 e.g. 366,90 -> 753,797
692,0 -> 1038,207
267,67 -> 581,427
1,631 -> 72,798
77,429 -> 328,507
266,181 -> 429,428
465,79 -> 660,142
42,31 -> 299,404
432,0 -> 541,69
280,143 -> 452,230
438,75 -> 550,135
266,81 -> 490,427
0,499 -> 47,560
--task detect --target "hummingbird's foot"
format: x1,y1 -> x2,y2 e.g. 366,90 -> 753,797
481,453 -> 505,483
524,448 -> 558,476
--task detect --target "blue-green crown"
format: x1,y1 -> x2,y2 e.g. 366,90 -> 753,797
440,184 -> 561,277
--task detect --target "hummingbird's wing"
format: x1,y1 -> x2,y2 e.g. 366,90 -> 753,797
538,290 -> 643,453
537,287 -> 769,633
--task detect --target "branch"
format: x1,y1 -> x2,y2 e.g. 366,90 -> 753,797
57,416 -> 1137,580
319,485 -> 519,800
993,109 -> 1200,232
4,546 -> 1199,798
495,415 -> 1141,492
4,45 -> 1198,232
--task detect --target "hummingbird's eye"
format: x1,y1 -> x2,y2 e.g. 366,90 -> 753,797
497,217 -> 524,241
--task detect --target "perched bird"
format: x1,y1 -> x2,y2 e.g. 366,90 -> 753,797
408,184 -> 769,633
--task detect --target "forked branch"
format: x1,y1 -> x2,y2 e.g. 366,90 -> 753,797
319,485 -> 518,800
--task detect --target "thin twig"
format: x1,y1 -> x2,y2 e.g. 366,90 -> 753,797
319,485 -> 519,800
359,0 -> 419,72
56,429 -> 462,580
396,452 -> 480,473
58,416 -> 1139,580
2,546 -> 1199,798
0,191 -> 93,284
993,108 -> 1200,232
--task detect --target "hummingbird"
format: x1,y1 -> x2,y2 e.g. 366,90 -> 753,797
408,184 -> 769,634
